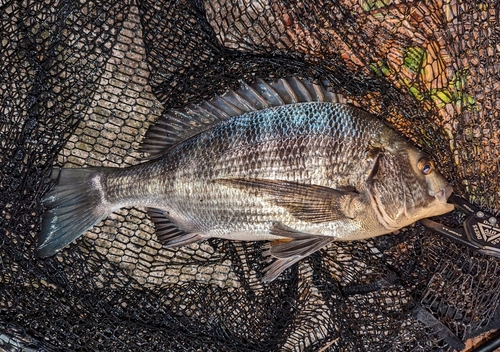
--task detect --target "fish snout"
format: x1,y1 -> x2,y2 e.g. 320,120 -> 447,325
432,184 -> 455,214
434,184 -> 453,203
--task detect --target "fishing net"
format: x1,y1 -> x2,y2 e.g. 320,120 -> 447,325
1,0 -> 499,351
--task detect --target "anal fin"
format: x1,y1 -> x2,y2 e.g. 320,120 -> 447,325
147,208 -> 203,248
262,223 -> 334,282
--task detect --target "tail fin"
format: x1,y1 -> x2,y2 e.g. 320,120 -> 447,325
36,168 -> 111,258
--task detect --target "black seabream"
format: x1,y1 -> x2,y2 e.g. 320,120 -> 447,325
38,77 -> 454,282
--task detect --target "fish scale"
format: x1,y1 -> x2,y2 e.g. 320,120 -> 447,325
38,77 -> 454,282
203,105 -> 370,181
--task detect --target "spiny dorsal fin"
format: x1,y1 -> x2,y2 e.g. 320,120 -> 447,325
140,77 -> 347,160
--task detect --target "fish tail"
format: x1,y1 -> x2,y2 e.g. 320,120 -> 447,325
36,168 -> 111,258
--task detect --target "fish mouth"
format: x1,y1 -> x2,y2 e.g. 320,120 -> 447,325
434,184 -> 453,204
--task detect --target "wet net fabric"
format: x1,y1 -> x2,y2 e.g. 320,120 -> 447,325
1,0 -> 500,351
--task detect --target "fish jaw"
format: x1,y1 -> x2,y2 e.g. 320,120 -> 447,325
404,184 -> 454,224
430,184 -> 455,215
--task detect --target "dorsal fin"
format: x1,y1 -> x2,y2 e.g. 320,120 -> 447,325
140,77 -> 347,160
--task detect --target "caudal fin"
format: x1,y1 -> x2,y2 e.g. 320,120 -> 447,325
37,168 -> 111,258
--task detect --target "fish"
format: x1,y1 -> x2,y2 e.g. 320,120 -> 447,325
37,77 -> 454,282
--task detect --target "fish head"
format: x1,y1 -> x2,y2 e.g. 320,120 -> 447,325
366,131 -> 454,231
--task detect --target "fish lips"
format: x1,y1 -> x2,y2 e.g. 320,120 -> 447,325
434,184 -> 455,212
435,184 -> 453,203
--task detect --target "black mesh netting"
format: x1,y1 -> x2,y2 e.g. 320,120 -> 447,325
1,0 -> 500,351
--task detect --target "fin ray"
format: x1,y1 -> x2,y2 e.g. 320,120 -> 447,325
216,178 -> 358,223
262,223 -> 334,282
37,168 -> 111,258
147,208 -> 203,247
140,77 -> 347,160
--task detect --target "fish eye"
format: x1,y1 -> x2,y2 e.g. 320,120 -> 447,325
418,157 -> 434,175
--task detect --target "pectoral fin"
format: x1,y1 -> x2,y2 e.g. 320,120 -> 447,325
216,178 -> 358,223
262,223 -> 334,282
147,208 -> 203,247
